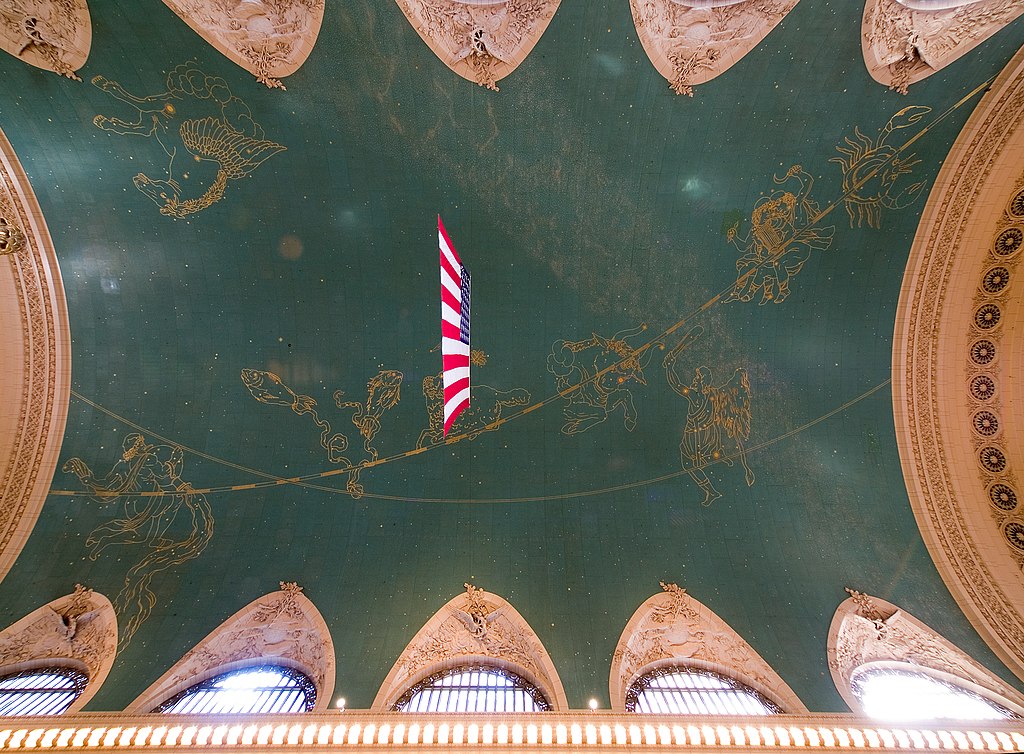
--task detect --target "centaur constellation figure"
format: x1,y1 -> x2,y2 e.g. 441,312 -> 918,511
664,341 -> 755,506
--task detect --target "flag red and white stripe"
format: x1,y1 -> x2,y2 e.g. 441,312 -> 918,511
439,216 -> 471,435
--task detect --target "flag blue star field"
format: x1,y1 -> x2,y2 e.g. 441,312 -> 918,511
439,216 -> 471,435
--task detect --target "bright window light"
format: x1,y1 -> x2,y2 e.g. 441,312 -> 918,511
154,666 -> 316,714
625,667 -> 781,715
851,667 -> 1018,722
393,666 -> 550,712
0,667 -> 88,716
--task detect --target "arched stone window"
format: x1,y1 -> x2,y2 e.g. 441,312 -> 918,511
393,665 -> 551,712
127,583 -> 334,713
0,667 -> 89,716
828,589 -> 1024,720
153,665 -> 317,714
895,0 -> 985,8
373,583 -> 567,711
610,583 -> 806,713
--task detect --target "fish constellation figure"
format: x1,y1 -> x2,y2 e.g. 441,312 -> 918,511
91,61 -> 285,218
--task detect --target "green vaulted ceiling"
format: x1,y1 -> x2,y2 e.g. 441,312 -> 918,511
1,0 -> 1023,713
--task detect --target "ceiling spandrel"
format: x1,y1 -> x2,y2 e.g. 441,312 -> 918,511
0,0 -> 1021,713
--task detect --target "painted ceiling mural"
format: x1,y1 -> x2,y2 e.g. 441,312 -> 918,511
0,0 -> 1022,712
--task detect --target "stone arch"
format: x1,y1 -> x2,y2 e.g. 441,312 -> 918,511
609,582 -> 807,713
372,583 -> 568,711
126,582 -> 335,712
0,585 -> 117,713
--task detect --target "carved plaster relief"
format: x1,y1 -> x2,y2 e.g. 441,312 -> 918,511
0,126 -> 72,585
126,583 -> 335,712
862,0 -> 1024,94
827,590 -> 1024,715
0,585 -> 117,713
161,0 -> 325,89
0,0 -> 90,80
394,0 -> 561,91
629,0 -> 800,97
372,583 -> 568,710
609,582 -> 807,712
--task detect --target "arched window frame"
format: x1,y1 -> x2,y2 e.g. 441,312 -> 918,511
152,664 -> 318,715
624,662 -> 784,715
0,586 -> 117,714
0,665 -> 91,717
126,582 -> 334,713
827,589 -> 1024,718
392,663 -> 553,713
373,584 -> 568,711
610,582 -> 807,713
895,0 -> 985,8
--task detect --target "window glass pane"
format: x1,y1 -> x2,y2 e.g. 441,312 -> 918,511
625,667 -> 780,715
393,665 -> 550,712
154,665 -> 316,714
0,668 -> 88,716
851,667 -> 1019,722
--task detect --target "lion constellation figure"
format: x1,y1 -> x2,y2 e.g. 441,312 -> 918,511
62,434 -> 214,648
91,61 -> 285,218
664,341 -> 755,507
723,165 -> 834,305
546,324 -> 659,435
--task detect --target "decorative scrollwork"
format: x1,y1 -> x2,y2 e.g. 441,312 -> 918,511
989,483 -> 1017,512
971,374 -> 996,401
974,303 -> 1001,330
972,410 -> 999,437
970,339 -> 996,365
994,227 -> 1022,257
980,446 -> 1007,474
982,266 -> 1010,294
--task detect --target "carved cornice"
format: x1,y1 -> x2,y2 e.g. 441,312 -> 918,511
862,0 -> 1024,94
372,583 -> 568,711
0,1 -> 91,80
0,585 -> 118,713
126,583 -> 336,713
892,45 -> 1024,682
827,591 -> 1024,715
608,582 -> 808,713
161,1 -> 325,90
0,126 -> 72,584
630,0 -> 800,97
394,0 -> 561,91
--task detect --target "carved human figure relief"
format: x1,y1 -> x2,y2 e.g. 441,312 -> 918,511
0,0 -> 91,79
609,582 -> 807,712
630,0 -> 800,97
862,0 -> 1024,95
0,585 -> 117,713
373,583 -> 568,710
394,0 -> 561,91
827,589 -> 1024,715
161,0 -> 325,89
126,582 -> 335,712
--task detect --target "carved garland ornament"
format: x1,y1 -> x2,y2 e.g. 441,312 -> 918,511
862,0 -> 1024,95
126,583 -> 336,712
0,0 -> 91,79
0,585 -> 118,713
608,582 -> 808,712
827,590 -> 1024,715
892,45 -> 1024,683
372,583 -> 568,710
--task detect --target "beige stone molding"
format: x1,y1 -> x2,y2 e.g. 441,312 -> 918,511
0,126 -> 72,585
126,583 -> 335,713
0,712 -> 1023,752
161,0 -> 325,90
892,44 -> 1024,683
393,0 -> 561,91
0,585 -> 118,713
608,582 -> 807,713
827,590 -> 1024,716
629,0 -> 800,97
862,0 -> 1024,94
0,0 -> 91,80
372,583 -> 568,711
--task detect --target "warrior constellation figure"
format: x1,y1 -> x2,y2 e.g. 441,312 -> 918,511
663,341 -> 755,507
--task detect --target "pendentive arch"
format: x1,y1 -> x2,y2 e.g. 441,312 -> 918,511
373,583 -> 568,711
609,582 -> 807,713
126,582 -> 335,713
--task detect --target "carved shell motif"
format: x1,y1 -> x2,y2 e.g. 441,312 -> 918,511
394,0 -> 561,91
0,0 -> 91,80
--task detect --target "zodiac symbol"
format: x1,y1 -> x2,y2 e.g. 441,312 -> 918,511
831,105 -> 930,228
241,368 -> 402,498
723,165 -> 834,305
664,335 -> 754,507
91,62 -> 285,218
547,324 -> 660,435
62,434 -> 214,649
417,348 -> 530,447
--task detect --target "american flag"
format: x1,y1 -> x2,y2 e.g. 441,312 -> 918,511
439,216 -> 471,436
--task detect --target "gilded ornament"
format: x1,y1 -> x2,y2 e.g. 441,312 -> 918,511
0,213 -> 25,255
